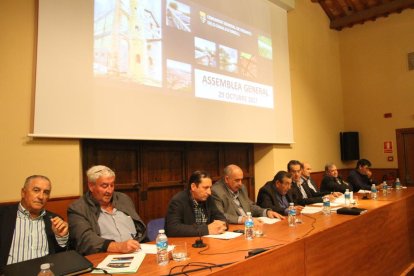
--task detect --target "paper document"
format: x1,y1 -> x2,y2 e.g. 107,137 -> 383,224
139,243 -> 175,254
358,190 -> 371,194
301,206 -> 322,214
332,196 -> 346,205
93,252 -> 145,274
204,231 -> 243,239
258,217 -> 281,224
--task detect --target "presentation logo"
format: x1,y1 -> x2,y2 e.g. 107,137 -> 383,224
199,11 -> 207,24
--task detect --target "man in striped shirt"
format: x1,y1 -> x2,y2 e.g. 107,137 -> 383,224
0,175 -> 69,271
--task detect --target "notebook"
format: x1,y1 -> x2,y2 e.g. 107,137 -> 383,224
336,207 -> 368,216
3,250 -> 93,276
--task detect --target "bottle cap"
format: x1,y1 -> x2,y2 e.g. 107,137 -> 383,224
289,202 -> 294,206
158,229 -> 165,234
40,263 -> 51,270
246,212 -> 252,216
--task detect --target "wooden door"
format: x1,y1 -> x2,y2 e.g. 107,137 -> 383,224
396,128 -> 414,186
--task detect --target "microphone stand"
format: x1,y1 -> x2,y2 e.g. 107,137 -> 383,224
192,224 -> 206,248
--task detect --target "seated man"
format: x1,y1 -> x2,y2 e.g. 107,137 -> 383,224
301,162 -> 333,195
288,160 -> 336,206
212,164 -> 283,225
68,165 -> 147,255
347,159 -> 378,192
0,175 -> 69,271
165,170 -> 227,237
320,163 -> 352,193
257,171 -> 303,216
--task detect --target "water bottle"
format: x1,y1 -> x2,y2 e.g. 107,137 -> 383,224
156,229 -> 169,266
382,181 -> 388,196
395,178 -> 401,190
322,195 -> 331,215
288,203 -> 296,227
371,184 -> 377,200
344,189 -> 350,206
37,263 -> 54,276
244,212 -> 254,240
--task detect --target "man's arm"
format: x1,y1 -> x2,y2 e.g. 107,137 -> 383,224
347,170 -> 372,191
257,189 -> 286,215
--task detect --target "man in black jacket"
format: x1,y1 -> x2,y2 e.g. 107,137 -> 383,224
165,170 -> 227,237
0,175 -> 68,272
347,159 -> 378,192
257,171 -> 303,216
320,163 -> 352,193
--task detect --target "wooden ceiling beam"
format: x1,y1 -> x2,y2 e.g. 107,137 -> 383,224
330,0 -> 414,29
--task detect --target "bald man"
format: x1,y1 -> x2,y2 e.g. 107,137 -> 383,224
212,164 -> 283,225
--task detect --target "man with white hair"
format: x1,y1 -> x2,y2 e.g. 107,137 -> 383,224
68,165 -> 146,255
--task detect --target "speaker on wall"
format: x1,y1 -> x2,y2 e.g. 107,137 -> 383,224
340,132 -> 360,161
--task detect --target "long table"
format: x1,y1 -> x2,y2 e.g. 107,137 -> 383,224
86,188 -> 414,275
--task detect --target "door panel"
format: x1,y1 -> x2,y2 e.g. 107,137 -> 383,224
396,128 -> 414,186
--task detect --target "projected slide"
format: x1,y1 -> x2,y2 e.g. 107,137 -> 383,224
93,0 -> 274,109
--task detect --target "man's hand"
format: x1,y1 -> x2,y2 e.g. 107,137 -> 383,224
50,216 -> 69,237
328,194 -> 337,201
108,240 -> 140,253
266,210 -> 285,220
208,220 -> 226,235
295,205 -> 304,214
332,192 -> 342,197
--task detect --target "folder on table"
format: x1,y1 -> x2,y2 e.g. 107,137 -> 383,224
3,250 -> 93,276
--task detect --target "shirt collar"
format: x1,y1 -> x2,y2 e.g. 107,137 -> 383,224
18,202 -> 46,220
225,185 -> 239,198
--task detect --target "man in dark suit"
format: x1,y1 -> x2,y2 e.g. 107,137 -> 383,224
165,170 -> 227,237
212,164 -> 283,225
320,163 -> 352,193
0,175 -> 69,272
257,171 -> 303,216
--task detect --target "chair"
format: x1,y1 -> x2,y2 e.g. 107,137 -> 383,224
147,218 -> 165,241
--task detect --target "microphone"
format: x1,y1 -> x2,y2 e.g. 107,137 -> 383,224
192,223 -> 206,248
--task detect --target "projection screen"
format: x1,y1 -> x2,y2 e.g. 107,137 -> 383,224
32,0 -> 293,143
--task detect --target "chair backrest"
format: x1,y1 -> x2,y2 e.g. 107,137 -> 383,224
147,218 -> 165,241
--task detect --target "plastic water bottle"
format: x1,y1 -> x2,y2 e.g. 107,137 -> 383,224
344,189 -> 351,206
395,178 -> 401,190
244,212 -> 254,240
288,203 -> 296,227
322,196 -> 331,215
371,184 -> 377,200
37,263 -> 54,276
382,181 -> 388,196
156,229 -> 169,266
